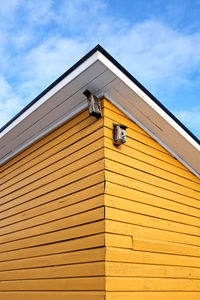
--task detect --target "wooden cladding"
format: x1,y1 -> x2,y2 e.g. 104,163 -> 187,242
0,108 -> 105,299
103,99 -> 200,299
0,99 -> 199,299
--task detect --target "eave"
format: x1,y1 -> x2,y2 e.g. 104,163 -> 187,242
0,45 -> 200,178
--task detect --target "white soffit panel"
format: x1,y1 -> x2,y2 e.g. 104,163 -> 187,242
1,67 -> 115,161
0,55 -> 113,164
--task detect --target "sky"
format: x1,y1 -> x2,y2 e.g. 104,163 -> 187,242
0,0 -> 200,139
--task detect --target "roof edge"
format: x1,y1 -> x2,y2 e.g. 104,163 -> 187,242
97,46 -> 200,145
102,91 -> 200,179
1,44 -> 199,146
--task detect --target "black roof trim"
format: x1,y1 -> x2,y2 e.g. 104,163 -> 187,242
1,44 -> 199,145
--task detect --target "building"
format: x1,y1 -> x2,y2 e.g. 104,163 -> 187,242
0,45 -> 200,299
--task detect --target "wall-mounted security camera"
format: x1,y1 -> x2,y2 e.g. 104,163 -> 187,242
83,90 -> 101,119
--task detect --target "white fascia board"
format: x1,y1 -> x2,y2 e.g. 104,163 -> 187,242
0,52 -> 99,138
97,51 -> 200,152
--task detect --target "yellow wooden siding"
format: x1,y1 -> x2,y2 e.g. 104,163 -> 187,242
0,292 -> 105,300
1,98 -> 200,300
0,108 -> 105,299
103,99 -> 200,299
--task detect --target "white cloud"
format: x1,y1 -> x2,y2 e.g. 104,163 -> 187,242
0,0 -> 21,18
0,77 -> 22,127
0,0 -> 200,137
103,20 -> 200,89
20,0 -> 55,26
2,1 -> 200,89
175,106 -> 200,137
18,37 -> 88,100
54,0 -> 107,29
18,17 -> 200,99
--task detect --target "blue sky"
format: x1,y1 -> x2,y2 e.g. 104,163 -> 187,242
0,0 -> 200,138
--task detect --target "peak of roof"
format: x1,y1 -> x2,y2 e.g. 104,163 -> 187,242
1,44 -> 199,145
0,45 -> 200,177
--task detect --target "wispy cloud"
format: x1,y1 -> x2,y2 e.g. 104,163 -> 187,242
0,0 -> 200,138
175,106 -> 200,137
19,37 -> 88,99
0,76 -> 22,126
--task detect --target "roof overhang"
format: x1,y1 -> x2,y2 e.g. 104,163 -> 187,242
1,45 -> 200,178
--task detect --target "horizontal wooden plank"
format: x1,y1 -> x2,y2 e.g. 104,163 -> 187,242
5,147 -> 103,200
104,115 -> 168,154
105,159 -> 200,202
105,233 -> 132,249
105,229 -> 200,258
0,109 -> 91,177
0,161 -> 104,212
105,182 -> 200,219
0,195 -> 104,236
0,277 -> 105,291
104,146 -> 200,192
0,221 -> 104,262
105,206 -> 199,237
104,136 -> 200,185
0,109 -> 89,174
0,262 -> 105,280
105,194 -> 200,228
106,247 -> 200,268
1,291 -> 200,300
104,127 -> 189,171
106,220 -> 200,252
106,277 -> 200,291
0,150 -> 104,204
1,115 -> 103,184
103,98 -> 192,172
0,246 -> 105,271
0,207 -> 105,252
102,100 -> 196,175
106,262 -> 200,279
106,291 -> 200,300
102,101 -> 149,137
105,171 -> 200,212
132,237 -> 200,257
0,178 -> 104,222
0,202 -> 104,242
0,291 -> 105,300
1,135 -> 104,192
